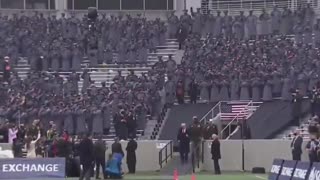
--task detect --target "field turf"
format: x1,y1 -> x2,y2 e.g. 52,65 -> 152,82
31,173 -> 268,180
123,173 -> 268,180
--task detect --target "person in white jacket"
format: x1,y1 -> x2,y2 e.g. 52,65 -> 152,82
26,130 -> 41,158
8,125 -> 18,144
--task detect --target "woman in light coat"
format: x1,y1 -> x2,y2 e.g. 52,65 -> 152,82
26,130 -> 41,158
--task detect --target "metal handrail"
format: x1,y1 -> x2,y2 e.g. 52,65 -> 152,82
205,0 -> 291,16
220,101 -> 253,139
158,140 -> 173,169
199,101 -> 221,125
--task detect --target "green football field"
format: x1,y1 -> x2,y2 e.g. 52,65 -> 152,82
123,173 -> 268,180
26,173 -> 268,180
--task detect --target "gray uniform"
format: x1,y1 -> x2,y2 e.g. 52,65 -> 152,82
240,81 -> 250,100
168,13 -> 179,38
281,77 -> 292,101
219,80 -> 229,101
262,79 -> 273,101
271,7 -> 281,34
259,11 -> 270,36
230,78 -> 240,100
246,14 -> 258,38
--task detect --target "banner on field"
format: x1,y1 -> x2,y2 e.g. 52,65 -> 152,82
269,159 -> 284,180
292,161 -> 311,180
308,162 -> 320,180
0,158 -> 65,179
278,160 -> 297,180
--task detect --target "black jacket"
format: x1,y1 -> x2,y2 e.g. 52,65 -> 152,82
94,139 -> 107,160
112,142 -> 124,156
79,138 -> 94,165
211,139 -> 221,160
177,128 -> 190,152
126,139 -> 137,163
291,135 -> 303,155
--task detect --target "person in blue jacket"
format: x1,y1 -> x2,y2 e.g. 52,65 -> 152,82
105,153 -> 123,179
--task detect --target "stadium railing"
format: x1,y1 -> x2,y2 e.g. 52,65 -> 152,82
158,140 -> 173,168
201,0 -> 318,16
221,101 -> 262,139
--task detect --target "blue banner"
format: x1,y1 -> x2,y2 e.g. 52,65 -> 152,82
278,160 -> 297,180
308,162 -> 320,180
269,159 -> 284,180
0,158 -> 65,179
291,161 -> 311,180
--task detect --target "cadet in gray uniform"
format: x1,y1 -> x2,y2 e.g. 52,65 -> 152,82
271,5 -> 281,35
246,10 -> 258,40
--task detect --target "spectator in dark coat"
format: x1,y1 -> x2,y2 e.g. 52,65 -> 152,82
12,138 -> 23,158
176,24 -> 188,50
111,137 -> 124,157
126,137 -> 137,174
292,89 -> 303,126
177,123 -> 190,164
291,131 -> 303,161
3,57 -> 11,82
204,120 -> 218,140
211,134 -> 221,175
94,136 -> 107,179
189,80 -> 198,104
78,134 -> 94,180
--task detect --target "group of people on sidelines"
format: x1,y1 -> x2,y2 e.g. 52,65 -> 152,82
78,135 -> 137,180
177,117 -> 221,175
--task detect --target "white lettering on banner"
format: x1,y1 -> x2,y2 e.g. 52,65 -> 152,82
281,167 -> 293,176
293,168 -> 307,179
308,167 -> 320,180
2,164 -> 59,172
271,165 -> 281,174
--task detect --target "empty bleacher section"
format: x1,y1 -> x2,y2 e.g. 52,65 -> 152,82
159,103 -> 215,144
230,100 -> 311,139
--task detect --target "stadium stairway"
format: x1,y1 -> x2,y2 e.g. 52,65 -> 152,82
159,152 -> 193,175
12,39 -> 179,90
85,39 -> 179,90
159,103 -> 216,145
276,114 -> 312,140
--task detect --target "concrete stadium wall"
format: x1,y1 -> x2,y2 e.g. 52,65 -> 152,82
0,140 -> 172,172
202,140 -> 309,172
105,140 -> 172,172
1,139 -> 310,173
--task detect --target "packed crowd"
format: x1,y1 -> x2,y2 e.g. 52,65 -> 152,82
0,64 -> 166,140
1,4 -> 320,143
166,5 -> 320,104
0,12 -> 167,72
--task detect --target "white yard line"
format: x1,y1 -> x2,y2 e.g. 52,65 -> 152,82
255,175 -> 267,180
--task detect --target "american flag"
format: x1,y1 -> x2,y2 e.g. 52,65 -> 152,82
220,102 -> 250,121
